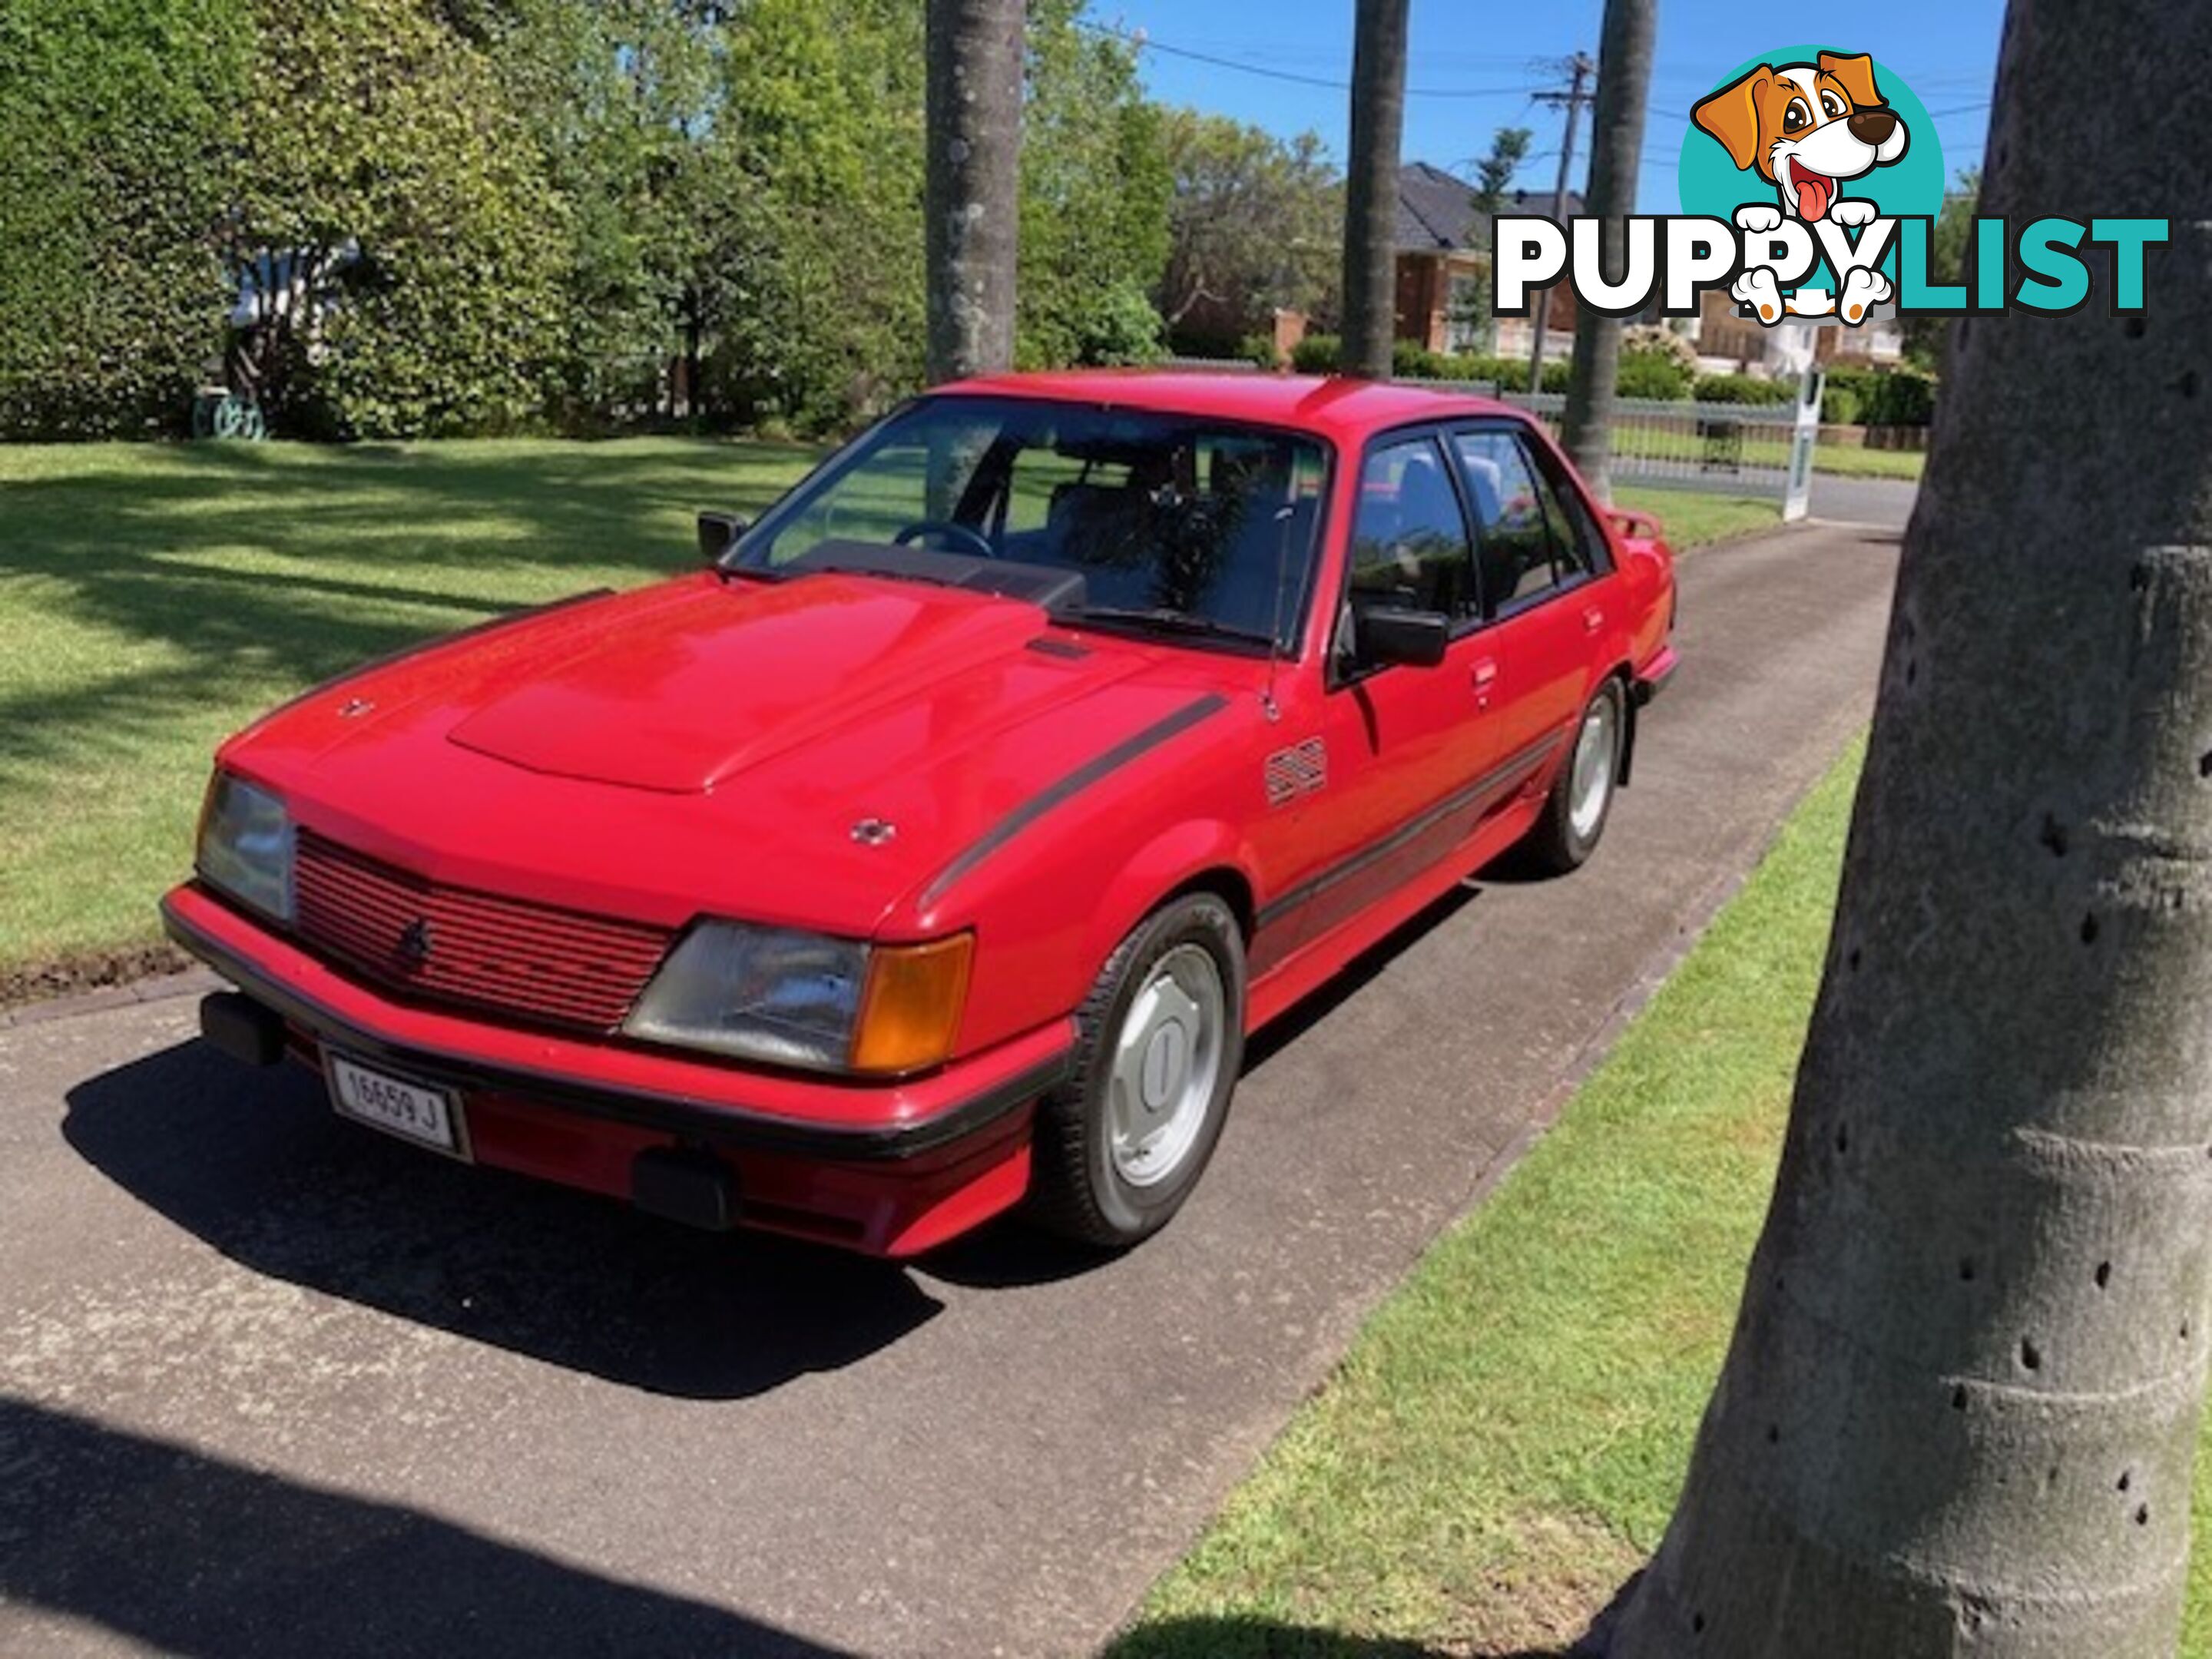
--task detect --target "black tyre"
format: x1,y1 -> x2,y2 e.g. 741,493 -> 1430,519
1520,677 -> 1627,876
1027,892 -> 1246,1247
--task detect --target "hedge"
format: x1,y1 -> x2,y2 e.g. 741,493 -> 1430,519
1694,373 -> 1796,406
0,0 -> 250,438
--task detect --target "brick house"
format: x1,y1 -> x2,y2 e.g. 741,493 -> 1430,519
1391,163 -> 1902,376
1393,164 -> 1582,361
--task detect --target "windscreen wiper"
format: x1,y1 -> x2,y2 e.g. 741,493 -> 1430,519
1068,606 -> 1278,649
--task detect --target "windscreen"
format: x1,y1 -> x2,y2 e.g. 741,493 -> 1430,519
737,396 -> 1331,650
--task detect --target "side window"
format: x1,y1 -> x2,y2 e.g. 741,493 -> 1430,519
1524,439 -> 1602,580
1347,436 -> 1475,621
1451,429 -> 1561,608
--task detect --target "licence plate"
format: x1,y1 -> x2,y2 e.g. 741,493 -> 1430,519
326,1052 -> 469,1160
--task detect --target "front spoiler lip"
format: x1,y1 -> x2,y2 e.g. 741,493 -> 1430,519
161,892 -> 1070,1162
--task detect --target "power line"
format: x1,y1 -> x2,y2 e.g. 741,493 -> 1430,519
1076,19 -> 1549,99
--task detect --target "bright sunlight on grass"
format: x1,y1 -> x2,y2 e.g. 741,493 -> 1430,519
1107,743 -> 2212,1659
0,439 -> 1775,991
0,437 -> 816,978
1611,489 -> 1777,550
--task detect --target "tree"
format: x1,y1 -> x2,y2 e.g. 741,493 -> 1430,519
1339,0 -> 1408,379
1558,0 -> 1654,502
1608,3 -> 2212,1654
1018,0 -> 1171,369
1899,168 -> 1982,373
705,0 -> 929,430
924,0 -> 1023,384
491,0 -> 727,427
1156,111 -> 1340,353
1469,125 -> 1532,219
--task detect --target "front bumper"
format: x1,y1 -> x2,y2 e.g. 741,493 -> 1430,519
163,883 -> 1073,1255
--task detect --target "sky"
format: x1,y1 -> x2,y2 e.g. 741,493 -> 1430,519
1079,0 -> 2004,207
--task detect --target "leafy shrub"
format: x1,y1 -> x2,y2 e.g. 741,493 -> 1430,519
1066,276 -> 1167,366
0,0 -> 250,438
1820,383 -> 1864,426
1615,348 -> 1694,401
1864,366 -> 1937,426
1819,365 -> 1878,426
1290,333 -> 1340,373
1395,339 -> 1460,379
1477,357 -> 1531,392
1622,323 -> 1699,373
1237,333 -> 1282,370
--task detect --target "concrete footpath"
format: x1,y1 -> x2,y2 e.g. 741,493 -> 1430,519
0,517 -> 1901,1657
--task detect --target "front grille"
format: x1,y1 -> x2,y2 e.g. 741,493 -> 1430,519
293,829 -> 674,1033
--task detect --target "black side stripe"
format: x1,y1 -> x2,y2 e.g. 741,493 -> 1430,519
919,694 -> 1230,909
1255,730 -> 1564,932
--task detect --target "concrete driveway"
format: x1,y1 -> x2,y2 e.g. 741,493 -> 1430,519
0,518 -> 1901,1658
1810,469 -> 1919,530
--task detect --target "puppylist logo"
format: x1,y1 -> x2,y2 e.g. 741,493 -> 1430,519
1494,45 -> 2170,330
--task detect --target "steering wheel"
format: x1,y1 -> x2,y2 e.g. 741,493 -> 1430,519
893,520 -> 995,560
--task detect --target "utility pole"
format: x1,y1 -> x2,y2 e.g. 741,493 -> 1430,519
1524,52 -> 1593,397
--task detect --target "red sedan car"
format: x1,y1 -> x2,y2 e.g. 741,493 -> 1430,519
165,372 -> 1677,1256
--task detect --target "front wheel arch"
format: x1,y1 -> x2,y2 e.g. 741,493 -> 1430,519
1077,819 -> 1263,981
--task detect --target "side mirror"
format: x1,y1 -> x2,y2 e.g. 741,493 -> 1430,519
697,511 -> 749,565
1353,605 -> 1450,671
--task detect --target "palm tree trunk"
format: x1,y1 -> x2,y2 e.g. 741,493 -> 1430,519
1339,0 -> 1408,380
1558,0 -> 1654,502
1607,3 -> 2212,1654
924,0 -> 1022,385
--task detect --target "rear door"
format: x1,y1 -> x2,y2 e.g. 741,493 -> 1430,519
1446,422 -> 1611,788
1266,428 -> 1509,952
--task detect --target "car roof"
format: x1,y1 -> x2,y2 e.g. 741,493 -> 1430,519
934,369 -> 1523,447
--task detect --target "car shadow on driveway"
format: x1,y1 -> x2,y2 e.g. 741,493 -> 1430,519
1102,1613 -> 1590,1657
64,869 -> 1509,1366
0,1395 -> 856,1659
62,1041 -> 947,1401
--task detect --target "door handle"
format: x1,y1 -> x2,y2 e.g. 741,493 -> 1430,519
1471,658 -> 1498,708
1582,604 -> 1606,634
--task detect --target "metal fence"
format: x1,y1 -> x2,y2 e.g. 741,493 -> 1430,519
1161,356 -> 1260,373
1438,386 -> 1806,504
1154,363 -> 1820,515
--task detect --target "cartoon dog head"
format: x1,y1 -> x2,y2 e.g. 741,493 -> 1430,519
1693,51 -> 1908,221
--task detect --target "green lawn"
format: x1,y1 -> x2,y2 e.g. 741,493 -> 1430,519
1109,745 -> 2212,1658
1799,442 -> 1926,480
1607,424 -> 1926,481
0,438 -> 817,981
0,439 -> 1774,991
1608,490 -> 1776,549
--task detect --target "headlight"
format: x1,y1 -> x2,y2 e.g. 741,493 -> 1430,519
196,773 -> 295,924
624,922 -> 972,1076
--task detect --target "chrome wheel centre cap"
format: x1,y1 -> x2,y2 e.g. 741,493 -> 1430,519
1139,1008 -> 1193,1113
